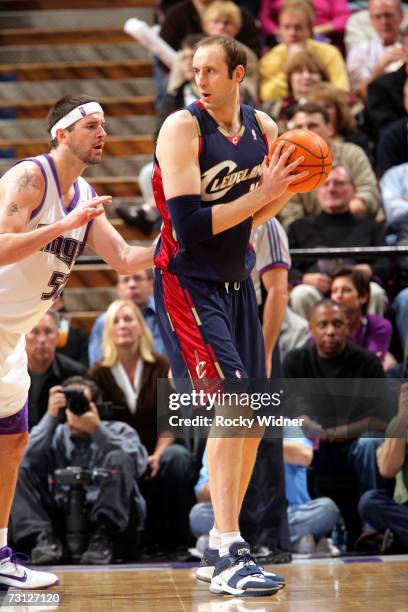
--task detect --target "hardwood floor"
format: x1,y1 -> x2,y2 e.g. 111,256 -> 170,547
8,557 -> 407,612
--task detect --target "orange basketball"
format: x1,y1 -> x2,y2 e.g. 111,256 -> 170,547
268,128 -> 333,193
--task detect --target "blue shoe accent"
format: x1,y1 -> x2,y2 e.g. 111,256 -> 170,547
210,541 -> 281,597
196,545 -> 285,586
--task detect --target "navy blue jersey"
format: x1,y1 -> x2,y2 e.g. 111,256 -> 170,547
153,100 -> 269,283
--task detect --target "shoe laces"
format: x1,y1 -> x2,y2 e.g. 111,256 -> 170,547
232,552 -> 262,576
2,548 -> 32,569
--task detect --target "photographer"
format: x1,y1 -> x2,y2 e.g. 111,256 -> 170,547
9,377 -> 148,565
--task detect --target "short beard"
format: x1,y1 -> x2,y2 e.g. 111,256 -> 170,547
72,146 -> 102,166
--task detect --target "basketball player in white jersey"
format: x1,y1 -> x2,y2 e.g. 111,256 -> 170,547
0,95 -> 153,588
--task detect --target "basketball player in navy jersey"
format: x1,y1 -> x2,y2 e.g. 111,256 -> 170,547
0,95 -> 153,589
153,35 -> 307,597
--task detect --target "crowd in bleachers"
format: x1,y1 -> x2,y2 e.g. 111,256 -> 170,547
10,0 -> 408,565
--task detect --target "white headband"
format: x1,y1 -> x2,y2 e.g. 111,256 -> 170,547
50,102 -> 104,139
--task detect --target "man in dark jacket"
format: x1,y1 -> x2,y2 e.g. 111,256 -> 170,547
26,310 -> 87,428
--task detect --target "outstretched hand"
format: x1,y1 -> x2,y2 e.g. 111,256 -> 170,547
62,195 -> 112,232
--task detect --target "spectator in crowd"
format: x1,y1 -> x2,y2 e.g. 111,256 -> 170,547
283,423 -> 340,554
159,0 -> 261,56
88,270 -> 165,365
26,311 -> 87,429
259,0 -> 349,102
345,0 -> 408,52
306,83 -> 371,155
347,0 -> 405,99
50,292 -> 89,367
283,300 -> 389,541
259,0 -> 350,47
166,3 -> 259,108
376,106 -> 408,178
279,103 -> 380,230
9,377 -> 148,565
266,50 -> 329,131
190,426 -> 340,556
365,28 -> 408,141
380,162 -> 408,351
287,164 -> 389,320
358,382 -> 408,552
330,267 -> 393,366
89,299 -> 194,553
157,34 -> 201,136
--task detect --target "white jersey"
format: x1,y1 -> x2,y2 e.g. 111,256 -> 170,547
0,153 -> 95,335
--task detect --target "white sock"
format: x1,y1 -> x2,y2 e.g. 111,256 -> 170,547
209,527 -> 220,550
0,528 -> 8,550
219,532 -> 244,557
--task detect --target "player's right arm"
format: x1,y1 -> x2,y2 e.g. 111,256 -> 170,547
157,111 -> 306,243
0,161 -> 110,265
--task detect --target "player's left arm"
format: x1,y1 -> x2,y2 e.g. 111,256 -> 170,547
87,212 -> 154,274
252,110 -> 295,229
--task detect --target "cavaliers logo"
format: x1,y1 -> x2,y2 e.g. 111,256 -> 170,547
201,160 -> 263,202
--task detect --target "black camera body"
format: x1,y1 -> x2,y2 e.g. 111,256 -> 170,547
60,389 -> 115,421
62,389 -> 89,415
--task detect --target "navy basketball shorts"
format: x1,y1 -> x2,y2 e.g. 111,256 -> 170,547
154,269 -> 266,384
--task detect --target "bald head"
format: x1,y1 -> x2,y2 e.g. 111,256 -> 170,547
369,0 -> 403,44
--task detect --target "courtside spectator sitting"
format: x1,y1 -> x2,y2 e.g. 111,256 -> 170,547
287,165 -> 389,320
9,377 -> 148,565
283,300 -> 389,543
189,426 -> 340,556
88,270 -> 165,365
259,0 -> 349,102
27,310 -> 87,429
358,382 -> 408,553
89,299 -> 194,554
279,103 -> 380,230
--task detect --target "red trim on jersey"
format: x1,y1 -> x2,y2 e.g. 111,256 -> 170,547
247,241 -> 255,252
196,99 -> 205,110
161,272 -> 222,392
226,135 -> 242,146
152,162 -> 179,270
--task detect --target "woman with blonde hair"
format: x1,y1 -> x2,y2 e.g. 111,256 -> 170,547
306,81 -> 371,155
89,299 -> 194,554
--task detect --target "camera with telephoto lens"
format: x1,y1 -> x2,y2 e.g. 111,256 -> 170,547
54,466 -> 113,560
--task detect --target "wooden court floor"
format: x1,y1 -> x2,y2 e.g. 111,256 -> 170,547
3,557 -> 408,612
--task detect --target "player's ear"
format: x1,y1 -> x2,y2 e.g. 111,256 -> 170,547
234,64 -> 245,85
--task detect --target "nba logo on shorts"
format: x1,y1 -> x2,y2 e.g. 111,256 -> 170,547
235,369 -> 242,379
252,129 -> 257,141
79,106 -> 86,117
